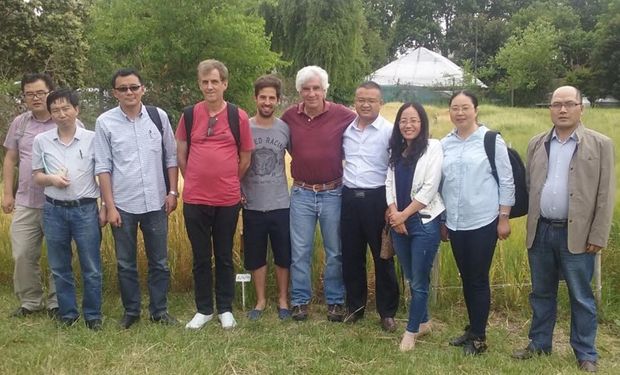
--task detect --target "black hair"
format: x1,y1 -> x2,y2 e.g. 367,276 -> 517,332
111,68 -> 143,88
357,81 -> 382,93
449,90 -> 478,108
21,73 -> 55,92
46,88 -> 79,113
254,74 -> 282,99
389,102 -> 429,167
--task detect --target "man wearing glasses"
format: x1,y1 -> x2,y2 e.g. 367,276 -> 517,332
512,86 -> 615,373
94,68 -> 179,329
2,73 -> 59,318
176,60 -> 253,330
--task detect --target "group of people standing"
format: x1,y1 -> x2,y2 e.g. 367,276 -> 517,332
2,61 -> 614,373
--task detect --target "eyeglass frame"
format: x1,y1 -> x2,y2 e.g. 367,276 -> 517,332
22,91 -> 50,100
207,116 -> 217,137
549,101 -> 582,110
114,85 -> 143,93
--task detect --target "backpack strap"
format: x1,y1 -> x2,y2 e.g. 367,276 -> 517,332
484,130 -> 499,184
182,105 -> 195,161
145,105 -> 170,191
227,102 -> 241,152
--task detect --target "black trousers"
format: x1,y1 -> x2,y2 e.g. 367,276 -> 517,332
183,203 -> 240,315
449,219 -> 498,338
341,186 -> 399,318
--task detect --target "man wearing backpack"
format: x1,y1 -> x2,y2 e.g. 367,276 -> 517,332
94,68 -> 179,329
2,73 -> 59,318
176,59 -> 254,330
512,86 -> 615,373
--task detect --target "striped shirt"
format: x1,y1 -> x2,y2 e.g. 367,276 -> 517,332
94,105 -> 177,214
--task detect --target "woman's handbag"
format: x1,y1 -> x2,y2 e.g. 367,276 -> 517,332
379,224 -> 395,259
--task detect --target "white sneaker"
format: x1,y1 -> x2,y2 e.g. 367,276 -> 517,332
218,312 -> 237,330
185,312 -> 213,329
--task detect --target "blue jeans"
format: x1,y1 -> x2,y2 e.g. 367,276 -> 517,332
392,215 -> 440,333
43,201 -> 102,321
528,220 -> 597,361
111,207 -> 170,317
289,186 -> 345,306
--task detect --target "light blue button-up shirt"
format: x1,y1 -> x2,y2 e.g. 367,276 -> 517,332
32,126 -> 99,201
343,114 -> 393,189
94,105 -> 177,214
540,130 -> 577,220
441,125 -> 515,231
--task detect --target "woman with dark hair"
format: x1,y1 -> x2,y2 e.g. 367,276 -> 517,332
441,90 -> 515,355
385,102 -> 444,351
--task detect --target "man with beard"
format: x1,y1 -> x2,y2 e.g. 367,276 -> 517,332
241,75 -> 291,321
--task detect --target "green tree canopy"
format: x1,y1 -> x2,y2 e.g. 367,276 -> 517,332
0,0 -> 88,88
85,0 -> 281,114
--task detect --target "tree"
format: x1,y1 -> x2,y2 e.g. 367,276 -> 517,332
268,0 -> 369,103
390,0 -> 442,54
495,19 -> 562,105
589,0 -> 620,99
85,0 -> 282,113
0,0 -> 89,87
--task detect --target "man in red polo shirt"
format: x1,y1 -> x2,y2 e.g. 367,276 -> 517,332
176,59 -> 254,330
282,66 -> 356,322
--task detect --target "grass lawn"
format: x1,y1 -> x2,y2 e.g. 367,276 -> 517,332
0,284 -> 619,374
0,104 -> 618,374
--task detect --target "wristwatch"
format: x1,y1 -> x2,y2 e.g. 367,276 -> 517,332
168,191 -> 179,197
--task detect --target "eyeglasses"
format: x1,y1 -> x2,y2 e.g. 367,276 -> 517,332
355,98 -> 380,105
549,102 -> 581,110
399,118 -> 421,125
114,85 -> 142,93
23,91 -> 50,99
207,117 -> 217,137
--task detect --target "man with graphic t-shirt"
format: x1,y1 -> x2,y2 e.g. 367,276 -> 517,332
241,75 -> 291,321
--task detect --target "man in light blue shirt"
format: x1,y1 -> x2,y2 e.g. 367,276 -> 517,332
94,68 -> 179,329
32,88 -> 103,330
341,81 -> 399,331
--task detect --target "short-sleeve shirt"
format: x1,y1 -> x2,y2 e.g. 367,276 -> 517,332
3,112 -> 56,208
241,118 -> 290,211
281,101 -> 356,184
32,126 -> 99,201
176,102 -> 254,206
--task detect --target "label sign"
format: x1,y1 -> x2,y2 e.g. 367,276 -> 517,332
236,273 -> 251,282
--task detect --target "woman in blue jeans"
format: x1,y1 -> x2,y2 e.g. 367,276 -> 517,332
385,102 -> 445,351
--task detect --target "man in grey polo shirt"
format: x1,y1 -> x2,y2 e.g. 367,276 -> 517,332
32,89 -> 103,330
2,73 -> 58,318
94,68 -> 179,329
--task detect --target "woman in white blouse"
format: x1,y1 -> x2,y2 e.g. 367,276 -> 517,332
385,102 -> 444,352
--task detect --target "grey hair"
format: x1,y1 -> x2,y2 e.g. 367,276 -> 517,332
295,65 -> 329,93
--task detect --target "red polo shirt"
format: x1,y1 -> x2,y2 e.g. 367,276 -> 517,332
282,101 -> 356,184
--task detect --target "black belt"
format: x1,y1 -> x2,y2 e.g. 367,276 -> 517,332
343,186 -> 384,198
540,217 -> 568,227
45,196 -> 97,208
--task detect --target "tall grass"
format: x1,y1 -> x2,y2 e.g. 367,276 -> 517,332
0,104 -> 618,320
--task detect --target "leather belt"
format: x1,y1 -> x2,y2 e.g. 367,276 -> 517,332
45,196 -> 97,208
343,186 -> 384,198
540,217 -> 568,227
293,178 -> 342,192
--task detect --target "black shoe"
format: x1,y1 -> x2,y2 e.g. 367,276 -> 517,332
449,325 -> 471,346
291,304 -> 308,321
512,344 -> 551,360
47,307 -> 60,320
463,338 -> 488,356
380,317 -> 397,332
150,312 -> 179,325
327,304 -> 345,322
85,319 -> 103,331
59,316 -> 79,327
119,314 -> 140,329
10,307 -> 35,318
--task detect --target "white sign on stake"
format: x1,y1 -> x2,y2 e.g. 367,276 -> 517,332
236,273 -> 252,310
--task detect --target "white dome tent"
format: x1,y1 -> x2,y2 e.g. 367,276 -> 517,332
369,46 -> 486,102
